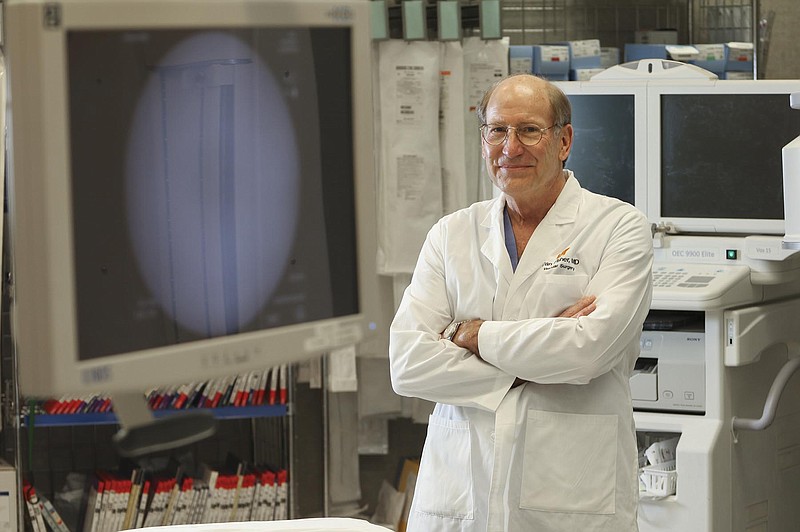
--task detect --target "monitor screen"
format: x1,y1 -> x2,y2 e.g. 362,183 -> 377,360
69,28 -> 357,360
6,0 -> 384,396
648,79 -> 800,234
661,93 -> 800,221
554,81 -> 648,214
566,94 -> 637,205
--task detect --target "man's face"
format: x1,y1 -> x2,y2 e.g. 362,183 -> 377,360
481,78 -> 573,199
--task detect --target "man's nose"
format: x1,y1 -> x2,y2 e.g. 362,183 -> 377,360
503,129 -> 525,156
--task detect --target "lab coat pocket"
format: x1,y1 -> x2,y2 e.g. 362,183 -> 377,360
414,415 -> 474,519
519,410 -> 618,514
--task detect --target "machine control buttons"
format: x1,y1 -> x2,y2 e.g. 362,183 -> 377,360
652,265 -> 738,290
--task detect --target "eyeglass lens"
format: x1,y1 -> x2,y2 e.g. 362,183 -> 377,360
482,125 -> 548,146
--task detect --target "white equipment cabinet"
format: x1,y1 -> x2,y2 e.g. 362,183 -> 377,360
635,234 -> 800,531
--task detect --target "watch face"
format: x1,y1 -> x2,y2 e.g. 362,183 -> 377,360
443,321 -> 460,340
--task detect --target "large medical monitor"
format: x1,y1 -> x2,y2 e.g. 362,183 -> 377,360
648,79 -> 800,234
555,81 -> 648,212
5,0 -> 382,397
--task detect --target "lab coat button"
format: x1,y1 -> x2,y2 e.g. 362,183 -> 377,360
490,431 -> 496,442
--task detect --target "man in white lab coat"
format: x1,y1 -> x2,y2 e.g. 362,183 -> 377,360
389,74 -> 653,531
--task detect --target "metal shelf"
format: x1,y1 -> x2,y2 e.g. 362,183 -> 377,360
20,404 -> 289,427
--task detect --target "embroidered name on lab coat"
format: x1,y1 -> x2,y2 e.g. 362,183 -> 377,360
542,247 -> 580,272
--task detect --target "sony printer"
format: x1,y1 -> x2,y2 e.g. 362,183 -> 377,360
630,313 -> 705,413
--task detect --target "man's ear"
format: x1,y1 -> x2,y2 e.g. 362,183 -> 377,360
559,123 -> 574,162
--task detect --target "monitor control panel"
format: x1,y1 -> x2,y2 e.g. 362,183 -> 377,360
651,263 -> 754,309
653,266 -> 736,289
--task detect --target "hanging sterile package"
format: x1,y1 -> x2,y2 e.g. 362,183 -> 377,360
376,40 -> 443,275
439,41 -> 468,215
463,36 -> 510,203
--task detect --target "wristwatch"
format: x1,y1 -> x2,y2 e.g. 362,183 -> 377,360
443,320 -> 468,342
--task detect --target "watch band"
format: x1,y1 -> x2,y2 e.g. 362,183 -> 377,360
444,320 -> 468,342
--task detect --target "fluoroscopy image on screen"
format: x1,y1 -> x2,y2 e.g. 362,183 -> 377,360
125,32 -> 299,339
68,27 -> 359,360
565,94 -> 636,205
661,93 -> 800,220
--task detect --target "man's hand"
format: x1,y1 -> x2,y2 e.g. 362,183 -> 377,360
558,295 -> 596,318
447,319 -> 483,355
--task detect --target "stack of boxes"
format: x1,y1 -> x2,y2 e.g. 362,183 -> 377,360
508,34 -> 753,81
600,47 -> 620,69
559,39 -> 603,80
692,42 -> 753,79
622,29 -> 753,79
690,43 -> 726,75
509,44 -> 570,80
509,39 -> 611,81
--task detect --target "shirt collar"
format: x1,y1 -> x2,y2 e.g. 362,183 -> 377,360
483,169 -> 581,229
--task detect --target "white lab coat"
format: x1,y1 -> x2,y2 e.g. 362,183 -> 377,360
390,172 -> 653,532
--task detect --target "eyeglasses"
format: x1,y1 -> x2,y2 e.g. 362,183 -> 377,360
480,124 -> 560,146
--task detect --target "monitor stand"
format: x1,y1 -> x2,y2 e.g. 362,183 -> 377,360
111,392 -> 218,458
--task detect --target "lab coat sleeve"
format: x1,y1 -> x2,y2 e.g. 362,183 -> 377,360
389,221 -> 516,412
478,209 -> 653,385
